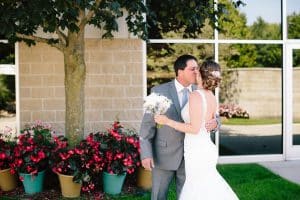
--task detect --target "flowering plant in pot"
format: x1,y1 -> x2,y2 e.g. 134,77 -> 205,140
50,134 -> 105,193
94,121 -> 141,175
10,120 -> 55,194
93,121 -> 140,195
0,126 -> 17,191
10,120 -> 54,176
0,127 -> 17,171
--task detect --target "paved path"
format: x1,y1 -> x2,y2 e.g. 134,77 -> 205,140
222,124 -> 300,136
260,160 -> 300,185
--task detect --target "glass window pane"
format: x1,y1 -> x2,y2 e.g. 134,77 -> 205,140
148,2 -> 214,39
0,43 -> 15,64
219,0 -> 281,40
293,49 -> 300,145
0,75 -> 16,132
147,43 -> 214,94
287,0 -> 300,39
219,44 -> 283,155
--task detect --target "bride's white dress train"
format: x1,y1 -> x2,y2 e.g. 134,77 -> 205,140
179,90 -> 239,200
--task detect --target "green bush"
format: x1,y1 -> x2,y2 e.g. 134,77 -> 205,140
0,75 -> 15,111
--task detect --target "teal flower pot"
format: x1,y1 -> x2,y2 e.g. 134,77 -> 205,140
19,170 -> 45,194
103,171 -> 127,195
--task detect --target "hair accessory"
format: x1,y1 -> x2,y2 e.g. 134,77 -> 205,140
211,71 -> 220,78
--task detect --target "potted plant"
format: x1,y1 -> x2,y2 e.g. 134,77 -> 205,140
94,121 -> 140,195
10,120 -> 54,194
50,134 -> 105,197
0,127 -> 17,191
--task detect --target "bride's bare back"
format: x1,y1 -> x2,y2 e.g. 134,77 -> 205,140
187,89 -> 217,134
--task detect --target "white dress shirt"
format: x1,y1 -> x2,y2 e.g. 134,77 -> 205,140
174,79 -> 192,108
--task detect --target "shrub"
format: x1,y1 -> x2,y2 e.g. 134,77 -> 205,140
219,104 -> 250,119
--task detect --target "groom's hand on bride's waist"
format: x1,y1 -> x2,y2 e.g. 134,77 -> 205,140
142,158 -> 155,171
205,118 -> 218,132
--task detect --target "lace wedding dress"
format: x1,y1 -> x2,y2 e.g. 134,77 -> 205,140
179,89 -> 239,200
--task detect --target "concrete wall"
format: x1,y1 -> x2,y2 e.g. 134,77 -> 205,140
224,68 -> 300,119
19,39 -> 143,135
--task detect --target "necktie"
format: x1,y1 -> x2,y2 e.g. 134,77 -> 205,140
181,88 -> 189,108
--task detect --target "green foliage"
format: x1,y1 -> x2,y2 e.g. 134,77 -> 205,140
148,0 -> 244,39
218,0 -> 257,69
0,75 -> 15,111
222,44 -> 257,68
288,12 -> 300,66
250,17 -> 282,67
288,12 -> 300,39
0,0 -> 148,44
293,49 -> 300,67
0,76 -> 10,109
250,17 -> 281,40
147,0 -> 216,38
218,0 -> 250,39
0,43 -> 14,64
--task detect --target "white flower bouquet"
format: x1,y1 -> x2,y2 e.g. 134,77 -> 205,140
143,93 -> 172,127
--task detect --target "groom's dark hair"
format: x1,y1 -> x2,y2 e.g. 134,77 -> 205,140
174,54 -> 197,76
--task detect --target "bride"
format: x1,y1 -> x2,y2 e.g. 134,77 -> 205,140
154,60 -> 239,200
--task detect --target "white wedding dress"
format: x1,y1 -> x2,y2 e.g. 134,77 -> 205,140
179,89 -> 239,200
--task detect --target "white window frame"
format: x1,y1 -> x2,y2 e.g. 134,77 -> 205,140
285,43 -> 300,160
0,40 -> 20,134
143,0 -> 300,163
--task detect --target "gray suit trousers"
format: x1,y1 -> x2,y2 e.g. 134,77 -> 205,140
151,158 -> 185,200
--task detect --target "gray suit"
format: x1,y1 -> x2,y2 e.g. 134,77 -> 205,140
140,80 -> 197,200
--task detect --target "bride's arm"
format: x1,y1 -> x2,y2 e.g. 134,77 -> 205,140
154,92 -> 203,134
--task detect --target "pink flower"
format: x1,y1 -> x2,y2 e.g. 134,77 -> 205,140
0,152 -> 6,160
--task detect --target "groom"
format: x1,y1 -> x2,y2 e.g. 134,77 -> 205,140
139,54 -> 218,200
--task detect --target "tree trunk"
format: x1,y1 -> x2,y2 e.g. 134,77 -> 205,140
63,31 -> 86,146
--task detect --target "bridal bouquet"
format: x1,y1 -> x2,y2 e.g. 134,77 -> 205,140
143,93 -> 172,127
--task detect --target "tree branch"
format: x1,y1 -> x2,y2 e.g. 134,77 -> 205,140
16,33 -> 64,51
56,28 -> 67,46
80,0 -> 102,27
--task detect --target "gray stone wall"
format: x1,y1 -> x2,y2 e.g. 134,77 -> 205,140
222,67 -> 300,119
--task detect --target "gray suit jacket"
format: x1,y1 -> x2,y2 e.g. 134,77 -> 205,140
139,80 -> 197,170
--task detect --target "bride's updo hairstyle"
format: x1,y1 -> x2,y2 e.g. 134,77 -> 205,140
199,60 -> 221,91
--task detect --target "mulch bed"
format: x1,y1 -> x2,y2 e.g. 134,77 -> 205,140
1,171 -> 148,200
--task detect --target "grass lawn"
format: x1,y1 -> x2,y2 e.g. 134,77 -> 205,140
222,118 -> 282,125
222,117 -> 300,125
217,164 -> 300,200
2,163 -> 300,200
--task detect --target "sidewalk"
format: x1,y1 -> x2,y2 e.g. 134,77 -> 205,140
259,160 -> 300,185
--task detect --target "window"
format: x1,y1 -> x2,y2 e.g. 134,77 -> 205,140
0,41 -> 16,132
287,0 -> 300,39
219,44 -> 283,155
146,0 -> 299,160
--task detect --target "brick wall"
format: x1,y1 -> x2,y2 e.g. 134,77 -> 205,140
19,39 -> 144,135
